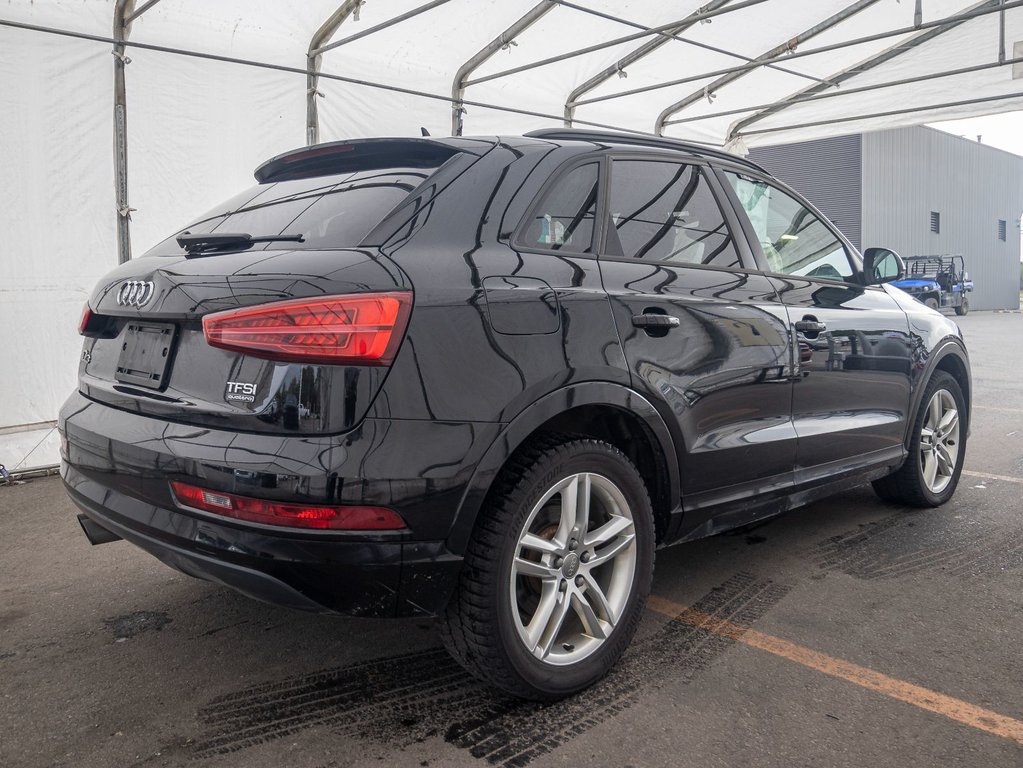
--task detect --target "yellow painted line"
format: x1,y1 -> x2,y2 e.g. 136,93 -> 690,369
646,595 -> 1023,747
963,470 -> 1023,485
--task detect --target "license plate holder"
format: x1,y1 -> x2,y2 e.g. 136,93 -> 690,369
115,322 -> 176,389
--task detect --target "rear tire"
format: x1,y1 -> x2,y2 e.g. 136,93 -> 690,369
440,436 -> 654,701
955,298 -> 969,316
924,297 -> 940,311
872,371 -> 966,507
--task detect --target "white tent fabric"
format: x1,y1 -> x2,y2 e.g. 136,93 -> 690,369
2,0 -> 1022,470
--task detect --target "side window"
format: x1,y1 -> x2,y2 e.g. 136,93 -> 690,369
724,172 -> 853,281
520,163 -> 598,253
607,160 -> 740,268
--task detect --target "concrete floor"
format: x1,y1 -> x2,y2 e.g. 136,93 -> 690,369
2,312 -> 1021,768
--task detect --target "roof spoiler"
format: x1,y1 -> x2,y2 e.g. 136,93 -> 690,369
254,138 -> 484,183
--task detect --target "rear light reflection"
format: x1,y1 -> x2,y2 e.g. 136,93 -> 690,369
202,292 -> 412,366
78,304 -> 93,335
169,481 -> 405,531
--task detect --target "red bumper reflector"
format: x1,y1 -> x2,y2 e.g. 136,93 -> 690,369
169,481 -> 405,531
202,292 -> 412,366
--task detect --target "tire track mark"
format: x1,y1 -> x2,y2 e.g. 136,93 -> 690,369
812,512 -> 1023,580
187,572 -> 790,765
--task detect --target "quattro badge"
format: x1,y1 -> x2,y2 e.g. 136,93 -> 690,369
225,381 -> 257,403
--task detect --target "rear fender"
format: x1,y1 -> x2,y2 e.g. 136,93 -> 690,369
444,382 -> 680,556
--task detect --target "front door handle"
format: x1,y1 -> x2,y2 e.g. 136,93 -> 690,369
632,313 -> 680,329
794,319 -> 827,334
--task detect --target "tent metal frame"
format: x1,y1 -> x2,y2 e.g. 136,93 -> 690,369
307,1 -> 364,146
570,0 -> 1023,110
112,0 -> 162,264
739,88 -> 1023,137
653,0 -> 884,135
451,0 -> 557,136
2,0 -> 1022,262
723,0 -> 1004,141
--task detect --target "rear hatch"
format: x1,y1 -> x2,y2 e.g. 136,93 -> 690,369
77,138 -> 489,434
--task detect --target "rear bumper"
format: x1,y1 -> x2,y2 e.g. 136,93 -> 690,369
64,463 -> 459,616
58,391 -> 501,617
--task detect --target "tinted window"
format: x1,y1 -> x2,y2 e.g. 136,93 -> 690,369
607,160 -> 739,268
521,163 -> 598,253
725,172 -> 853,281
286,171 -> 428,249
143,168 -> 436,256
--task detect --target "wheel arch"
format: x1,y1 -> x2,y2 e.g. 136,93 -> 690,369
905,339 -> 971,449
445,382 -> 681,555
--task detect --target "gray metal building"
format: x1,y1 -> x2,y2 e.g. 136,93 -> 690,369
751,126 -> 1023,311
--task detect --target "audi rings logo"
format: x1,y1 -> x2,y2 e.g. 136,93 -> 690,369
116,280 -> 155,308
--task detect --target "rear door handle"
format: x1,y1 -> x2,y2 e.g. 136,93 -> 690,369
632,313 -> 680,329
794,319 -> 827,334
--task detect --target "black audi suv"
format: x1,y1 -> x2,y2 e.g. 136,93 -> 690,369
61,129 -> 970,700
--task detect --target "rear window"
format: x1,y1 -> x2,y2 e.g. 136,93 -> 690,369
144,167 -> 438,256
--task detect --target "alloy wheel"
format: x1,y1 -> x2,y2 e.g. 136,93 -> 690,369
509,472 -> 637,666
920,389 -> 960,494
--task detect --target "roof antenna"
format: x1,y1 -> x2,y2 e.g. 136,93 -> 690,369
421,127 -> 431,137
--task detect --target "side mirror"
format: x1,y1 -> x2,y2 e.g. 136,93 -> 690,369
863,247 -> 905,285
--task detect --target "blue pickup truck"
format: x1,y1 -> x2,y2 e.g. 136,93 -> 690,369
890,254 -> 973,316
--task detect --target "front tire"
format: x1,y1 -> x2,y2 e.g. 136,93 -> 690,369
441,437 -> 654,700
872,371 -> 966,507
924,297 -> 940,311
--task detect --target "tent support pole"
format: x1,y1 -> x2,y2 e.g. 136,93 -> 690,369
450,0 -> 556,136
654,0 -> 882,135
999,0 -> 1007,63
307,1 -> 363,146
113,1 -> 133,264
111,0 -> 159,264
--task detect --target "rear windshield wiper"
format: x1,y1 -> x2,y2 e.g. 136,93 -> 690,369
176,232 -> 304,257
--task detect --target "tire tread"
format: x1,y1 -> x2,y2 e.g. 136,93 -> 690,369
440,433 -> 651,700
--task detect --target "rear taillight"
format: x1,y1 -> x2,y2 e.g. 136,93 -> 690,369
202,292 -> 411,366
169,481 -> 405,531
78,304 -> 92,335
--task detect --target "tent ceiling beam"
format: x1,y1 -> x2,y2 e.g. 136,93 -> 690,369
662,55 -> 1023,127
564,0 -> 736,128
725,0 -> 1002,140
462,0 -> 774,88
450,0 -> 557,136
739,88 -> 1023,137
123,0 -> 162,26
654,0 -> 884,135
572,0 -> 1023,108
561,0 -> 829,114
312,0 -> 453,55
